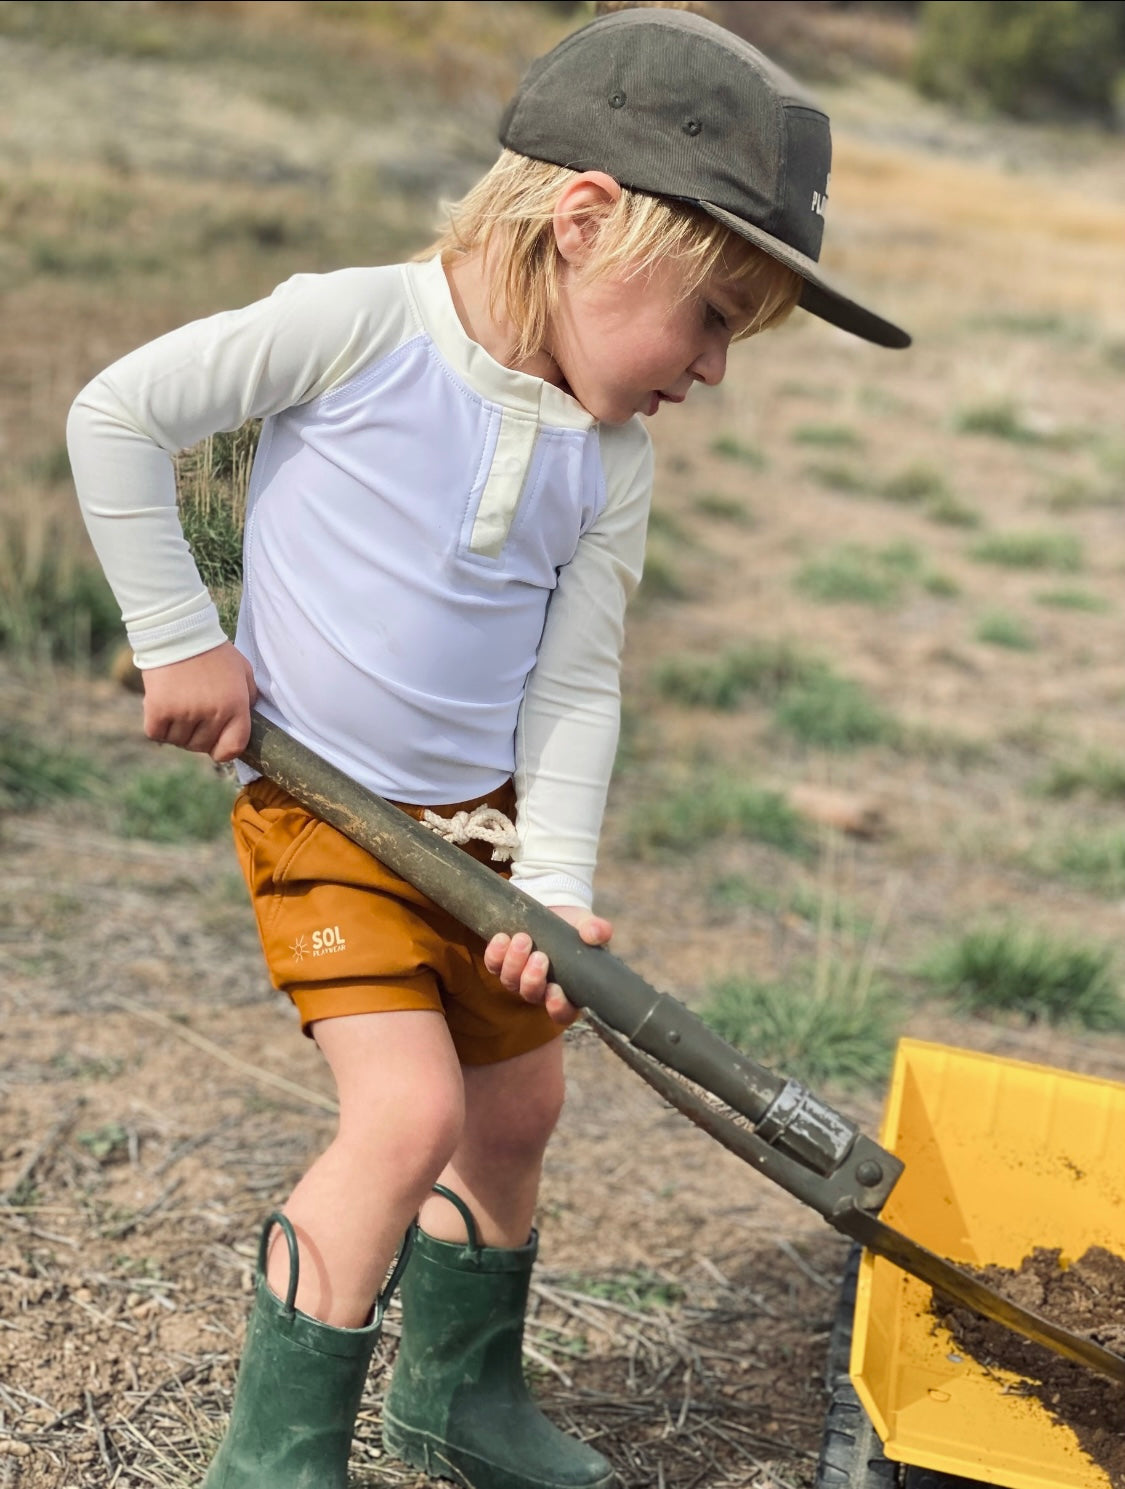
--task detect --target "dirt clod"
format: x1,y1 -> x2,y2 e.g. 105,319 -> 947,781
934,1247 -> 1125,1482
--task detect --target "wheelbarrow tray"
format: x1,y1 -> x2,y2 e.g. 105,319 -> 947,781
851,1038 -> 1125,1489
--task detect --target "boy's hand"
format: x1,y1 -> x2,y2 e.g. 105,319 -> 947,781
484,907 -> 612,1028
141,642 -> 258,763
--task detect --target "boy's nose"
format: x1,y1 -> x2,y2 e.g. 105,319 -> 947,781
692,342 -> 728,387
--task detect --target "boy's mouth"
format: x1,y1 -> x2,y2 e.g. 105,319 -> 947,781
647,390 -> 685,416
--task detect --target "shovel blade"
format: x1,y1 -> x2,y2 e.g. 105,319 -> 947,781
836,1206 -> 1125,1385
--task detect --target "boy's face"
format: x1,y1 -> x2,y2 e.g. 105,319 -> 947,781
550,255 -> 747,426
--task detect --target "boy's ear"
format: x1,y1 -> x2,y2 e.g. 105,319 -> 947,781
553,172 -> 622,266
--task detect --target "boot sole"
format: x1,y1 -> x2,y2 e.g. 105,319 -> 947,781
382,1413 -> 616,1489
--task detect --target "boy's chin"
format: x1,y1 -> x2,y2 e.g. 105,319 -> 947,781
588,395 -> 643,427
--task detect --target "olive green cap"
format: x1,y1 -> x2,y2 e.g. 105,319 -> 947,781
499,7 -> 910,349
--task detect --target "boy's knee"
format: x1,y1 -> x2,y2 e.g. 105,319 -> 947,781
339,1077 -> 465,1181
525,1061 -> 566,1144
412,1087 -> 468,1173
475,1053 -> 566,1160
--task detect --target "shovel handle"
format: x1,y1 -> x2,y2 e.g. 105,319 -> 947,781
240,711 -> 889,1194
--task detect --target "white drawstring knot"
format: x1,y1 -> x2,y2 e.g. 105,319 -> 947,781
419,805 -> 520,862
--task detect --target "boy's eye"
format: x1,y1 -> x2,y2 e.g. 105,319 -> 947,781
705,303 -> 729,330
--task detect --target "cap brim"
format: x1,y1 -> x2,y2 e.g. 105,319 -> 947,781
697,200 -> 911,350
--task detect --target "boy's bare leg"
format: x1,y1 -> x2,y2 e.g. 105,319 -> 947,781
270,1009 -> 466,1328
419,1037 -> 566,1247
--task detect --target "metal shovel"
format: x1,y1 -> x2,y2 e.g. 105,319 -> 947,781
240,710 -> 1125,1385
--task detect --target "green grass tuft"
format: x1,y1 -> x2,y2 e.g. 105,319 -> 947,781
176,424 -> 258,636
651,644 -> 895,752
879,463 -> 949,505
624,777 -> 809,858
25,443 -> 73,487
1051,831 -> 1125,897
0,723 -> 99,813
1036,752 -> 1125,801
0,513 -> 123,664
651,640 -> 823,711
700,969 -> 898,1090
114,761 -> 239,843
925,493 -> 981,527
646,508 -> 691,544
792,423 -> 864,450
707,873 -> 872,938
922,570 -> 961,597
804,462 -> 869,494
795,544 -> 907,607
953,399 -> 1072,446
975,611 -> 1036,650
773,672 -> 896,751
559,1270 -> 684,1310
1036,587 -> 1110,613
691,491 -> 754,525
1042,475 -> 1122,512
969,531 -> 1083,572
917,925 -> 1123,1030
709,434 -> 767,468
636,547 -> 689,603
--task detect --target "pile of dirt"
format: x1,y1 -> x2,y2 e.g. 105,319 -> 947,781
934,1246 -> 1125,1482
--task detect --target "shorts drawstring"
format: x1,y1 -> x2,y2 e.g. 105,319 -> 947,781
418,805 -> 520,862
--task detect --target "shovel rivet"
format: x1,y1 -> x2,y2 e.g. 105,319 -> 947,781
667,1030 -> 681,1044
855,1160 -> 884,1187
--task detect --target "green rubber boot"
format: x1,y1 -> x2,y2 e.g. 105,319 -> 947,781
202,1212 -> 410,1489
382,1186 -> 615,1489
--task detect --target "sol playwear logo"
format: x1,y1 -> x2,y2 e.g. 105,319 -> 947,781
289,925 -> 348,962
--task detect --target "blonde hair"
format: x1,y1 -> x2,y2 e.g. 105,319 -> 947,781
420,150 -> 803,364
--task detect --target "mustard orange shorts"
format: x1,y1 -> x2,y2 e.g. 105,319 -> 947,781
230,777 -> 563,1066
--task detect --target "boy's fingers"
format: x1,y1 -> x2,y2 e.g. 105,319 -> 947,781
577,914 -> 612,946
500,934 -> 534,990
211,710 -> 253,763
483,933 -> 511,977
544,984 -> 581,1028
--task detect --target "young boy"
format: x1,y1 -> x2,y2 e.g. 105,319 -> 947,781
67,7 -> 908,1487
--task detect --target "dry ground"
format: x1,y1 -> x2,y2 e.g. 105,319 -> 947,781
2,5 -> 1125,1487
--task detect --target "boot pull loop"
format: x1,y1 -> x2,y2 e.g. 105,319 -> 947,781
259,1211 -> 300,1315
373,1225 -> 415,1328
431,1183 -> 481,1257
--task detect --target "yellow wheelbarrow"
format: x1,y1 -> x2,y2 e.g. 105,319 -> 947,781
821,1039 -> 1125,1489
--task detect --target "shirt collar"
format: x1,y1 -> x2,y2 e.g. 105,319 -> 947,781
407,255 -> 595,430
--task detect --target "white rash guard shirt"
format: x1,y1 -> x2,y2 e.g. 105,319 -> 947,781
67,256 -> 653,909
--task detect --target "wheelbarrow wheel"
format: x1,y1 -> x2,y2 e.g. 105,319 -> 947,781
816,1246 -> 991,1489
818,1378 -> 899,1488
818,1246 -> 898,1488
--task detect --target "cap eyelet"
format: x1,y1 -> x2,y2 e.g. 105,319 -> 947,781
683,118 -> 702,136
608,90 -> 626,109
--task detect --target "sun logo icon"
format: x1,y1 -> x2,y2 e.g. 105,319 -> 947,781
290,935 -> 309,963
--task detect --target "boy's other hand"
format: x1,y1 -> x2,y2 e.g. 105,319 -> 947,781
141,642 -> 258,763
484,907 -> 612,1027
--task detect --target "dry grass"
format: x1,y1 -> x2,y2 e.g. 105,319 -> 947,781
826,132 -> 1125,325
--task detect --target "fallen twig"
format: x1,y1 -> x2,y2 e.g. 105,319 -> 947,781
85,1389 -> 115,1479
109,997 -> 338,1114
99,1178 -> 184,1240
0,1100 -> 83,1204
